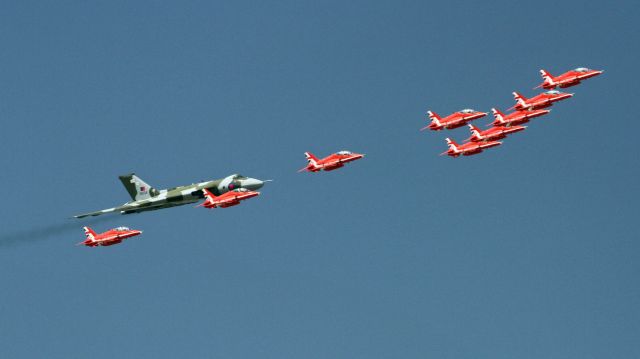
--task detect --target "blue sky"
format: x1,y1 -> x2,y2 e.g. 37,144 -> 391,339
0,1 -> 638,358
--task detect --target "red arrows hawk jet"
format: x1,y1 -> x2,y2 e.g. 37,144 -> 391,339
536,67 -> 603,89
421,109 -> 487,131
511,90 -> 573,111
197,188 -> 260,209
442,138 -> 501,157
490,107 -> 550,127
78,226 -> 142,247
299,151 -> 364,172
467,124 -> 526,142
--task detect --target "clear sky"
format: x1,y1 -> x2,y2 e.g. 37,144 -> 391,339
1,1 -> 638,358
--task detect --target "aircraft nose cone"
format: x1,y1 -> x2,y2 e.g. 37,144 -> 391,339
240,178 -> 265,190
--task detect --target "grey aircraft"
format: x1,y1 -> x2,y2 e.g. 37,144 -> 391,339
74,173 -> 267,218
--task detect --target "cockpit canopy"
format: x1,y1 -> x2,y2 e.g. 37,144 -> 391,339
232,174 -> 248,180
114,226 -> 130,231
545,90 -> 561,94
337,150 -> 352,155
574,67 -> 589,72
459,109 -> 476,113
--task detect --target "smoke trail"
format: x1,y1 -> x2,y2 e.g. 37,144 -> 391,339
0,215 -> 121,248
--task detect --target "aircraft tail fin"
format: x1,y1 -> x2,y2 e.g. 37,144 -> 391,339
510,92 -> 527,110
118,173 -> 159,201
491,107 -> 505,121
445,138 -> 459,151
204,188 -> 218,202
513,91 -> 527,103
441,138 -> 459,156
539,69 -> 555,88
427,111 -> 443,127
491,108 -> 507,125
83,227 -> 97,242
196,188 -> 217,207
304,152 -> 319,166
468,124 -> 482,140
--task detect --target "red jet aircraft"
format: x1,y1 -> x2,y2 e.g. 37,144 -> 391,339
421,109 -> 487,131
298,151 -> 364,172
467,124 -> 526,142
442,138 -> 501,157
511,90 -> 573,111
197,188 -> 260,209
536,67 -> 603,89
490,107 -> 550,127
78,226 -> 142,247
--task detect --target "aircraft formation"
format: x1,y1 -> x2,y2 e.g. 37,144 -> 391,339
422,67 -> 603,157
75,150 -> 364,247
76,67 -> 601,246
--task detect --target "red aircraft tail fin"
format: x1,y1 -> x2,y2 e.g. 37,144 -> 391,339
197,188 -> 217,207
491,107 -> 505,120
512,91 -> 527,102
468,124 -> 482,140
510,92 -> 527,110
427,111 -> 443,127
441,138 -> 459,156
490,108 -> 507,126
202,188 -> 217,200
539,69 -> 555,88
445,137 -> 459,150
83,227 -> 97,241
304,152 -> 319,166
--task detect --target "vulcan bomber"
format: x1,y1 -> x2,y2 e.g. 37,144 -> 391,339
74,173 -> 267,218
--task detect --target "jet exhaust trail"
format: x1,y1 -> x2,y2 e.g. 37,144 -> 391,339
0,216 -> 120,248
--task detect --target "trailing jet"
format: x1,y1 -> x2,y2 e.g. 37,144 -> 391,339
77,226 -> 142,247
421,109 -> 487,131
536,67 -> 603,89
490,107 -> 550,127
467,124 -> 526,142
442,137 -> 501,157
298,151 -> 364,172
511,90 -> 573,111
197,188 -> 260,209
74,173 -> 267,218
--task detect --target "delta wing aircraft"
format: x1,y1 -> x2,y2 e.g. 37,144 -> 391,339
74,173 -> 267,218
